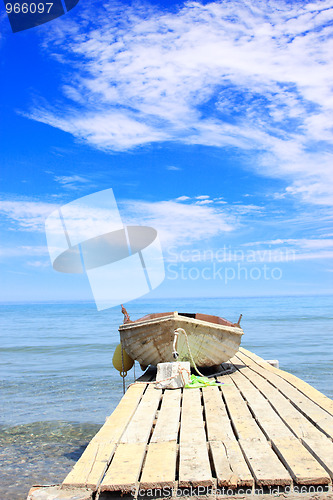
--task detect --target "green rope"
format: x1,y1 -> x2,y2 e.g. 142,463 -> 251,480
185,374 -> 221,389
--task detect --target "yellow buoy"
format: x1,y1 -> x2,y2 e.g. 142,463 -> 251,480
112,344 -> 134,375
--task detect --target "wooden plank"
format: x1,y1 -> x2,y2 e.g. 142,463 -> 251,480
202,386 -> 253,487
179,443 -> 214,488
151,389 -> 181,443
219,374 -> 292,486
234,353 -> 320,439
83,443 -> 115,489
139,390 -> 180,490
121,385 -> 162,443
62,383 -> 146,489
100,442 -> 146,493
216,439 -> 254,488
236,350 -> 333,439
179,389 -> 214,487
62,444 -> 99,488
237,440 -> 291,487
209,441 -> 239,489
219,377 -> 265,440
272,437 -> 330,485
203,385 -> 238,442
93,383 -> 147,443
229,368 -> 330,485
64,442 -> 116,490
180,389 -> 207,443
240,347 -> 333,416
140,442 -> 178,489
233,355 -> 333,479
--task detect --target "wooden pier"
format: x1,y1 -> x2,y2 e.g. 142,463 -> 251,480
28,348 -> 333,500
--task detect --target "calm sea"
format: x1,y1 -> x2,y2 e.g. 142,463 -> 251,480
1,296 -> 332,499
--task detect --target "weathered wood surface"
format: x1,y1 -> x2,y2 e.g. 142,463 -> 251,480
237,349 -> 333,438
226,362 -> 330,485
203,386 -> 254,487
179,389 -> 214,487
140,441 -> 178,489
100,442 -> 146,492
219,374 -> 292,487
62,383 -> 146,489
240,347 -> 333,415
120,385 -> 162,444
233,351 -> 333,479
61,349 -> 333,496
151,388 -> 181,443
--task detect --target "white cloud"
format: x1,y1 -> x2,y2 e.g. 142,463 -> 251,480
120,198 -> 235,247
0,246 -> 49,258
166,166 -> 182,171
1,196 -> 332,265
30,110 -> 169,151
195,199 -> 213,205
242,238 -> 333,249
246,248 -> 333,262
0,200 -> 57,231
53,174 -> 90,190
175,196 -> 190,201
230,204 -> 264,215
27,0 -> 333,206
0,198 -> 121,240
27,260 -> 50,268
240,237 -> 333,261
0,196 -> 236,251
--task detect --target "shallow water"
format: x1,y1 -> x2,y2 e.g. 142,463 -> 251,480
1,296 -> 332,499
0,421 -> 100,499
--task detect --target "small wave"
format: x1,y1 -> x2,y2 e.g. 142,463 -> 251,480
0,343 -> 116,353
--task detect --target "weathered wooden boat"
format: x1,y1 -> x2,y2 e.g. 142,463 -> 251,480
119,308 -> 244,368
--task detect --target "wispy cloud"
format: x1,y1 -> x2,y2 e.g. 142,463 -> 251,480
32,110 -> 168,151
166,166 -> 182,171
240,237 -> 333,261
0,199 -> 57,231
26,0 -> 333,206
53,174 -> 90,190
0,246 -> 49,258
120,197 -> 235,247
0,195 -> 236,249
26,260 -> 50,268
1,195 -> 332,264
175,196 -> 190,201
242,238 -> 333,249
172,196 -> 264,214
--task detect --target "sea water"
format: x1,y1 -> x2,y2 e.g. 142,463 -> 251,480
1,296 -> 332,499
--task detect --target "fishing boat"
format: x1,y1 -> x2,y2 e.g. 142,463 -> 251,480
119,307 -> 244,368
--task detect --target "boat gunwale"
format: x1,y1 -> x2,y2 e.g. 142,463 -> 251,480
119,311 -> 244,336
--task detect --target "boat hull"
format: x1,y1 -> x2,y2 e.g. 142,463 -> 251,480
119,312 -> 243,368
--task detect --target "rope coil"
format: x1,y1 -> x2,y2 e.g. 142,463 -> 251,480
173,327 -> 205,377
127,363 -> 191,389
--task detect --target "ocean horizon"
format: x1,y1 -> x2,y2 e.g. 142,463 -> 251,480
1,294 -> 332,499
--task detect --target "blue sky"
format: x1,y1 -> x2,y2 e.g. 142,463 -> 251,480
1,0 -> 333,303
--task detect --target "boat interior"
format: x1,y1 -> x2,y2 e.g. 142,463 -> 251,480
133,311 -> 236,327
